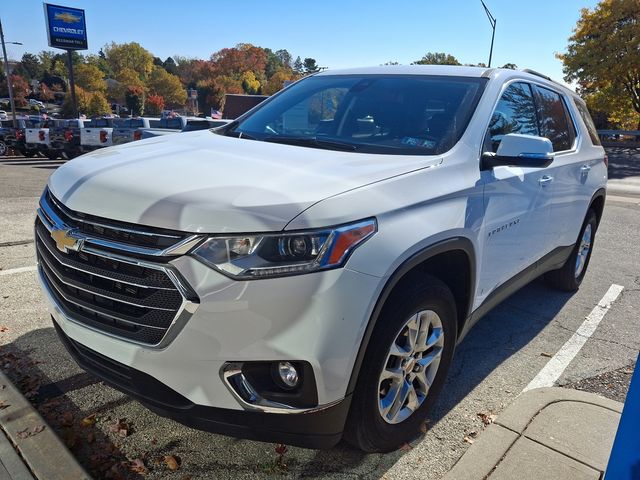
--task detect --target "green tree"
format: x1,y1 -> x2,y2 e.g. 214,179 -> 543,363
125,86 -> 145,116
558,0 -> 640,128
104,42 -> 154,81
163,57 -> 178,75
293,56 -> 304,74
75,64 -> 106,92
147,66 -> 185,108
413,52 -> 461,65
85,53 -> 113,77
19,53 -> 43,80
303,58 -> 320,74
87,92 -> 111,116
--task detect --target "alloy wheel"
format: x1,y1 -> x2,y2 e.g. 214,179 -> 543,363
574,223 -> 592,278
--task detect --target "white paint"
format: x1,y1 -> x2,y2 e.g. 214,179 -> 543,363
523,283 -> 625,392
0,265 -> 37,276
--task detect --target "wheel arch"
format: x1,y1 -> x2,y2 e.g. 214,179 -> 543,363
346,237 -> 476,395
589,188 -> 606,226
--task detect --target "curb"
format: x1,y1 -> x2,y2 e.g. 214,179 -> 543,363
0,370 -> 90,480
443,387 -> 623,480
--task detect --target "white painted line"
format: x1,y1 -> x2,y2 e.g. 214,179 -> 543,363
0,265 -> 37,276
523,283 -> 624,392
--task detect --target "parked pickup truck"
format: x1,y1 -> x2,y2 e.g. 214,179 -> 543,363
137,118 -> 230,140
25,119 -> 68,159
112,117 -> 156,146
0,120 -> 14,156
4,118 -> 39,157
80,117 -> 118,152
50,119 -> 91,159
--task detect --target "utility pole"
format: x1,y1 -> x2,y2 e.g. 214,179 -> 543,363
480,0 -> 497,68
0,18 -> 21,128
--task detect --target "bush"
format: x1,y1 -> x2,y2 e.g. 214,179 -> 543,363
87,92 -> 111,117
145,94 -> 164,116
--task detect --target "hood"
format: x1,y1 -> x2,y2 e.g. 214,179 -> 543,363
48,130 -> 438,233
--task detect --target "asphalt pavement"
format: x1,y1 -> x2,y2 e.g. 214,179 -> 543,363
0,149 -> 638,479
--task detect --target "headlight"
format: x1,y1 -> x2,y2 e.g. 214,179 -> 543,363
191,219 -> 376,279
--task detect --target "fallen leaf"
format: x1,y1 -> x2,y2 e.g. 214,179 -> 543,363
420,422 -> 429,434
109,419 -> 130,437
129,458 -> 147,474
477,412 -> 497,426
399,442 -> 413,451
81,414 -> 96,427
540,352 -> 553,358
275,443 -> 287,456
32,425 -> 45,434
17,428 -> 30,439
464,436 -> 475,444
0,326 -> 8,332
164,455 -> 180,471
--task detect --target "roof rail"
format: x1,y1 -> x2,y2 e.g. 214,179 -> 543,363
521,69 -> 556,83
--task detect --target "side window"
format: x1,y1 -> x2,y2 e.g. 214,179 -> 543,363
573,98 -> 601,146
532,85 -> 575,152
487,82 -> 539,152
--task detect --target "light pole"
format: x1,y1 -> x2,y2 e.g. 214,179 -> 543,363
0,18 -> 22,128
480,0 -> 496,68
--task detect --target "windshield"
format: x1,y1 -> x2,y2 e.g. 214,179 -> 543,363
223,74 -> 487,155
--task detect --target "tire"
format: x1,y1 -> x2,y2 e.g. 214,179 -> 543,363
0,140 -> 6,156
545,210 -> 597,291
24,150 -> 36,158
45,150 -> 59,160
344,274 -> 457,452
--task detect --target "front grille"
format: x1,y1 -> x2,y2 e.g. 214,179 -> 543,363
36,192 -> 199,346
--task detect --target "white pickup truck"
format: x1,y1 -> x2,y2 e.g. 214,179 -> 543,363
80,118 -> 118,153
25,119 -> 66,159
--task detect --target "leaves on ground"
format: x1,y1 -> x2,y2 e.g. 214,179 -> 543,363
17,424 -> 45,439
477,411 -> 497,426
81,413 -> 96,427
129,458 -> 147,475
109,418 -> 131,438
0,400 -> 10,410
463,435 -> 475,444
164,454 -> 180,471
0,326 -> 8,332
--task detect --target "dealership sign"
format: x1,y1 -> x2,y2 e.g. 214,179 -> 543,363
44,3 -> 88,50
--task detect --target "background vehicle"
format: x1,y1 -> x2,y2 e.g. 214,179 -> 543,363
25,119 -> 68,159
49,119 -> 91,159
0,110 -> 7,120
36,66 -> 607,453
112,117 -> 156,145
80,117 -> 117,152
5,118 -> 38,157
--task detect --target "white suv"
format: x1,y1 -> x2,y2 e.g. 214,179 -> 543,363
35,65 -> 606,452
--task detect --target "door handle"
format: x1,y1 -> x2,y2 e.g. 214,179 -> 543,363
539,175 -> 554,186
580,165 -> 591,173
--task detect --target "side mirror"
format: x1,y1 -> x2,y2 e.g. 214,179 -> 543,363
481,133 -> 554,170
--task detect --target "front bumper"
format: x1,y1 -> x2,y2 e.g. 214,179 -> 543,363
53,319 -> 351,448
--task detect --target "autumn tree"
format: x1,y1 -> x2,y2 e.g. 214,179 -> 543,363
39,83 -> 54,102
413,52 -> 461,65
87,92 -> 111,116
104,42 -> 154,81
263,69 -> 293,95
146,94 -> 165,116
75,64 -> 106,92
125,86 -> 145,116
0,75 -> 29,107
558,0 -> 640,129
147,66 -> 185,108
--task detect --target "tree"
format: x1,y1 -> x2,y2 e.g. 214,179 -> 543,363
19,53 -> 43,80
413,52 -> 461,65
0,75 -> 29,107
75,64 -> 106,92
501,63 -> 518,70
293,56 -> 304,74
61,85 -> 90,117
85,53 -> 113,77
275,49 -> 292,68
163,57 -> 178,75
147,66 -> 185,108
87,92 -> 111,116
303,58 -> 320,74
558,0 -> 640,128
104,42 -> 154,81
263,69 -> 293,95
39,83 -> 54,102
146,94 -> 165,116
125,86 -> 145,116
240,71 -> 260,94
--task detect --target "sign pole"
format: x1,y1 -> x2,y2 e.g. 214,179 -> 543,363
66,49 -> 77,117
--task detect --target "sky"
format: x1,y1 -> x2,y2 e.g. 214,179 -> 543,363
2,0 -> 599,87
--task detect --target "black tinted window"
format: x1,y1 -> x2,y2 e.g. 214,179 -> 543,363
532,85 -> 575,152
488,82 -> 539,152
573,98 -> 601,146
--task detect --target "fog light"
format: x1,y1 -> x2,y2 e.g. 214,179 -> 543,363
277,361 -> 299,388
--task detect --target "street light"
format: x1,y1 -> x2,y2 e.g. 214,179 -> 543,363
0,18 -> 22,128
480,0 -> 496,68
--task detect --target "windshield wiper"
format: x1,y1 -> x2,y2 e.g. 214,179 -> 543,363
262,135 -> 358,152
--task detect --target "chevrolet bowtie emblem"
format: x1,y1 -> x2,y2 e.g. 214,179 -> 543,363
50,228 -> 83,254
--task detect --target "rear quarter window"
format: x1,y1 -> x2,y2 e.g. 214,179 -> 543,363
573,98 -> 601,146
531,85 -> 576,152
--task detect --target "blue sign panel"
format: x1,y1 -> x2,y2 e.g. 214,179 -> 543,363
44,4 -> 87,50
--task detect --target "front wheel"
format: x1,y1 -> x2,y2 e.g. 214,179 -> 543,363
344,275 -> 457,452
546,210 -> 598,291
0,140 -> 7,156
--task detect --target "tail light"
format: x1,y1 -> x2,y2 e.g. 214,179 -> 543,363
39,130 -> 45,141
133,130 -> 142,141
16,130 -> 24,140
100,130 -> 108,143
64,130 -> 73,142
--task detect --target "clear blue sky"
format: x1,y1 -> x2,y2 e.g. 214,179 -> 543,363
2,0 -> 598,86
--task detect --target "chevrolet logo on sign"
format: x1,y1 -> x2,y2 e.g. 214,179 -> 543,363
50,228 -> 83,254
54,12 -> 82,23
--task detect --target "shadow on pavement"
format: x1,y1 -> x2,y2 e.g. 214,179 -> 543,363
0,276 -> 573,479
605,147 -> 640,180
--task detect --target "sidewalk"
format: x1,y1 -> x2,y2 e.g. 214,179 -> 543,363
444,387 -> 623,480
0,370 -> 89,480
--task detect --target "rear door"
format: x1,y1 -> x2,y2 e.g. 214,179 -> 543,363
477,81 -> 554,305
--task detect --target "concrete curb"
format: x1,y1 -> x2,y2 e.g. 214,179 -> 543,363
443,387 -> 623,480
0,370 -> 90,480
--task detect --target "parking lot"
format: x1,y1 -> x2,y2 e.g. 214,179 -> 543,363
0,148 -> 639,479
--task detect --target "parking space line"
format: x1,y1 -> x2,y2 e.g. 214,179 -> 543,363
0,265 -> 37,276
523,283 -> 625,392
